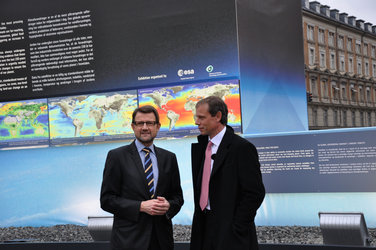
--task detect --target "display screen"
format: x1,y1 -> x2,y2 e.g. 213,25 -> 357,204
0,98 -> 49,149
49,90 -> 137,145
139,79 -> 241,138
0,79 -> 241,148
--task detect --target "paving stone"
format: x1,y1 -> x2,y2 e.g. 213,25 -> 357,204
0,225 -> 375,246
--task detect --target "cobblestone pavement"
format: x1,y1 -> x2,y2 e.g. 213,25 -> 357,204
0,225 -> 375,246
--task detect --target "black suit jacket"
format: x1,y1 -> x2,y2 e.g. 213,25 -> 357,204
190,126 -> 265,250
100,140 -> 184,250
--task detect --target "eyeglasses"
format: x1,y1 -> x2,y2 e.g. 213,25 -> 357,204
133,121 -> 158,127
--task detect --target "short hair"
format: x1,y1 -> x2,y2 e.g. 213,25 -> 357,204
196,96 -> 228,125
132,105 -> 160,124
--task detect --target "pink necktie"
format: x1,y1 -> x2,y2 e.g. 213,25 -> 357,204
200,141 -> 213,211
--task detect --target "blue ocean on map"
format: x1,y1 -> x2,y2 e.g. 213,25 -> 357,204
36,114 -> 49,124
0,129 -> 9,136
20,129 -> 35,135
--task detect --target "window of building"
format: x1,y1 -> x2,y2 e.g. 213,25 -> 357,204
324,109 -> 328,127
372,45 -> 376,58
352,111 -> 356,126
366,87 -> 371,102
357,58 -> 362,75
309,47 -> 315,65
307,25 -> 314,41
338,35 -> 344,49
350,84 -> 357,102
347,38 -> 353,51
332,82 -> 339,100
364,43 -> 368,56
359,87 -> 364,102
349,57 -> 354,73
322,80 -> 328,98
365,62 -> 369,76
372,63 -> 376,77
356,41 -> 361,54
318,29 -> 325,44
311,78 -> 317,96
343,110 -> 347,127
334,110 -> 338,126
341,84 -> 347,101
360,111 -> 364,126
368,112 -> 372,126
320,50 -> 326,68
311,108 -> 318,127
330,53 -> 336,69
340,55 -> 345,72
328,32 -> 335,46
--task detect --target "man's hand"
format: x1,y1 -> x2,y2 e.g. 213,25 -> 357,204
140,196 -> 170,216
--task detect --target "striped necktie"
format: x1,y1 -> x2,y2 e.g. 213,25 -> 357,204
142,147 -> 154,198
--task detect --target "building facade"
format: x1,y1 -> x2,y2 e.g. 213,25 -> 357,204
302,0 -> 376,130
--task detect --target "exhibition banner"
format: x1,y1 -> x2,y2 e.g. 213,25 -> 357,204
250,128 -> 376,193
0,0 -> 323,227
0,0 -> 239,102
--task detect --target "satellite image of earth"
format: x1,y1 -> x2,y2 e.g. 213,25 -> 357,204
139,79 -> 241,135
0,99 -> 49,141
49,91 -> 137,139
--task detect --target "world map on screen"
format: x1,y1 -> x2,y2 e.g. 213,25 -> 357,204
0,99 -> 49,141
49,90 -> 137,139
139,80 -> 241,135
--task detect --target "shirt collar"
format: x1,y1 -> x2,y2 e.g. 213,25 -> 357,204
209,126 -> 226,147
135,139 -> 154,154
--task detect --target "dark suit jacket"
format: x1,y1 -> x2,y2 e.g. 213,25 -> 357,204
190,126 -> 265,250
100,140 -> 184,250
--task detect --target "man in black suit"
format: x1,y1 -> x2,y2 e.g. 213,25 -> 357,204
190,96 -> 265,250
100,105 -> 184,250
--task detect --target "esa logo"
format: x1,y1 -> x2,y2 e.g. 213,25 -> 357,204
206,65 -> 214,73
177,69 -> 195,77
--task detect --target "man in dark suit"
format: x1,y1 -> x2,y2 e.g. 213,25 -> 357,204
100,105 -> 184,250
190,96 -> 265,250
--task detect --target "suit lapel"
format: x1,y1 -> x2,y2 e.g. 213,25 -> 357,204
211,127 -> 233,177
154,146 -> 164,196
129,141 -> 150,197
193,136 -> 208,192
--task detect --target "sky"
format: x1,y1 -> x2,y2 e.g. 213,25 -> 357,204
316,0 -> 376,25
